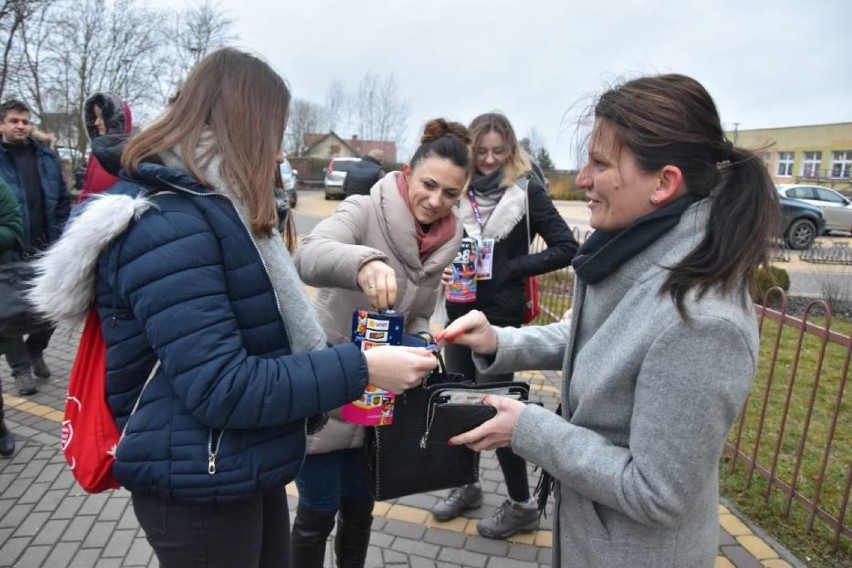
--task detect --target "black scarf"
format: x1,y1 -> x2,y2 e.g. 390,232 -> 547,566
572,194 -> 702,284
468,169 -> 504,196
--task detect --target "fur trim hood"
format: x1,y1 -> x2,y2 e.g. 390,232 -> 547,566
83,93 -> 132,141
29,193 -> 154,325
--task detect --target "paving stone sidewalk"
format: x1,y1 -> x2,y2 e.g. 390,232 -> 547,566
0,323 -> 804,567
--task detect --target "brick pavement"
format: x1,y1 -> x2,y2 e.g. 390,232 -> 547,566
0,323 -> 804,567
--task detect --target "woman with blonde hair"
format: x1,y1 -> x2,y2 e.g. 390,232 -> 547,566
30,48 -> 436,568
433,112 -> 578,538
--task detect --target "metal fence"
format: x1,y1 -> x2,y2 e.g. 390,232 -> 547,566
726,290 -> 850,553
530,227 -> 591,324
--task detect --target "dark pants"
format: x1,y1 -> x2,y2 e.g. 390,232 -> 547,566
131,490 -> 290,568
444,339 -> 532,503
3,326 -> 54,375
296,448 -> 373,512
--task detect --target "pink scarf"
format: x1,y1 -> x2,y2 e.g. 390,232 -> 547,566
396,173 -> 457,262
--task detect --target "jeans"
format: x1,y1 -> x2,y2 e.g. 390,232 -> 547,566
3,326 -> 54,375
444,339 -> 532,503
296,448 -> 373,513
131,490 -> 290,568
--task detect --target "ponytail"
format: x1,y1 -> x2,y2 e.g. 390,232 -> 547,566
662,147 -> 780,317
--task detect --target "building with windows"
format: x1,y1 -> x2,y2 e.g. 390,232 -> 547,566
725,122 -> 852,190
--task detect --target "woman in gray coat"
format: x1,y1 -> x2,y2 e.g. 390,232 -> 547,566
438,74 -> 780,567
291,118 -> 470,568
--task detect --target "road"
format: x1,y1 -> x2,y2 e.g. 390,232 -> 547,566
291,188 -> 850,298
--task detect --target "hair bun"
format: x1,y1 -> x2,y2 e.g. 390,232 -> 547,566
421,118 -> 472,146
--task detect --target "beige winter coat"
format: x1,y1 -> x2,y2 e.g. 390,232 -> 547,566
295,172 -> 463,454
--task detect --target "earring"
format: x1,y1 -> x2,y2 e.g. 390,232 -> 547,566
650,196 -> 659,205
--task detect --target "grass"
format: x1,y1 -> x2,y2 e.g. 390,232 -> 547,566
722,310 -> 852,567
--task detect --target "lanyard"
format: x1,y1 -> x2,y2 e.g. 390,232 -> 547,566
468,190 -> 505,231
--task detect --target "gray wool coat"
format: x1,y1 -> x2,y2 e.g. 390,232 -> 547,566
477,199 -> 757,567
295,172 -> 463,454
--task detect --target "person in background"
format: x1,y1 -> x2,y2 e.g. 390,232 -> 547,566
0,178 -> 24,457
77,92 -> 132,202
432,112 -> 577,539
291,118 -> 469,568
343,148 -> 384,197
28,48 -> 437,568
0,98 -> 70,396
443,74 -> 779,567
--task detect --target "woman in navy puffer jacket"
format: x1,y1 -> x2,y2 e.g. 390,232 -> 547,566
29,48 -> 437,568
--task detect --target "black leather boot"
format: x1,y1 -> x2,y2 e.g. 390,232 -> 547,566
334,499 -> 374,568
0,423 -> 14,457
291,504 -> 336,568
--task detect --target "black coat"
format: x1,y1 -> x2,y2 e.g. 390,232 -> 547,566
446,178 -> 577,325
343,156 -> 383,197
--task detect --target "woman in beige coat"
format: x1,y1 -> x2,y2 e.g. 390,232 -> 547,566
292,118 -> 471,568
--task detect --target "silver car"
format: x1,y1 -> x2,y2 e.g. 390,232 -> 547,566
279,158 -> 298,208
776,184 -> 852,234
324,157 -> 361,200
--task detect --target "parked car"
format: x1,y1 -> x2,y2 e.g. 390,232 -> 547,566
279,158 -> 298,208
324,157 -> 361,200
779,195 -> 827,250
776,184 -> 852,235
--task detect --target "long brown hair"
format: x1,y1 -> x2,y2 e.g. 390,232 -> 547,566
122,48 -> 291,236
594,74 -> 780,316
468,112 -> 531,187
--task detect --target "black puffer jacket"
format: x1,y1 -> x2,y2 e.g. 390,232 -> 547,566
343,156 -> 383,197
446,177 -> 577,325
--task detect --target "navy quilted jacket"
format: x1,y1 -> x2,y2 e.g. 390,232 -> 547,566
95,163 -> 368,504
0,138 -> 70,249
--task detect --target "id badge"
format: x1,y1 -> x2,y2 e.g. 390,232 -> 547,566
476,238 -> 495,280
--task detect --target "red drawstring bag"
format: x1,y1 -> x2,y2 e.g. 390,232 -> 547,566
61,307 -> 122,493
523,276 -> 540,324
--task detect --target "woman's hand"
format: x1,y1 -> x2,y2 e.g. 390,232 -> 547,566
364,346 -> 438,394
449,395 -> 525,451
357,260 -> 398,310
440,265 -> 453,288
435,310 -> 498,355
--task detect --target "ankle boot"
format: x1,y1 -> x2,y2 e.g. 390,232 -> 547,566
291,504 -> 336,568
334,499 -> 374,568
0,423 -> 14,457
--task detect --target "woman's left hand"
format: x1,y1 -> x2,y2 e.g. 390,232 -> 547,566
357,260 -> 398,310
449,395 -> 526,451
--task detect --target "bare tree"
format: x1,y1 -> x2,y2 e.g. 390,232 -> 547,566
159,0 -> 237,104
526,127 -> 546,159
354,72 -> 408,146
0,0 -> 54,101
285,98 -> 322,156
322,78 -> 347,133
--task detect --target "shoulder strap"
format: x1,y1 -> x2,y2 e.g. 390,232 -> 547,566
519,177 -> 532,253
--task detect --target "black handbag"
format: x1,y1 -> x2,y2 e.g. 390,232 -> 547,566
0,260 -> 48,337
364,356 -> 530,501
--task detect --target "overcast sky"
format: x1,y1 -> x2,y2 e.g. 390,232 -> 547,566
155,0 -> 851,169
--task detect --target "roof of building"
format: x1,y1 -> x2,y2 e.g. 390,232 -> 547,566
304,131 -> 397,162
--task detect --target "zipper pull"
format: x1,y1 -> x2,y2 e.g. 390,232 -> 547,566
419,432 -> 429,450
207,430 -> 218,474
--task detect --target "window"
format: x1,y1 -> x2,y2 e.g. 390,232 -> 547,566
831,150 -> 852,178
789,186 -> 815,199
762,152 -> 771,167
801,151 -> 822,178
813,187 -> 847,204
777,152 -> 794,176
